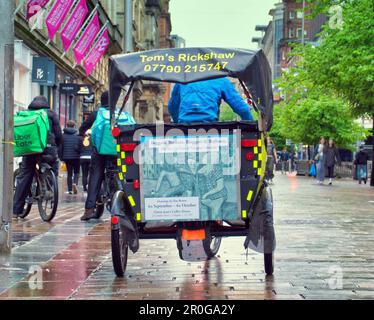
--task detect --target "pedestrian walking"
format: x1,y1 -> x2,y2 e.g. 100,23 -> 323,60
80,130 -> 93,192
354,145 -> 369,184
60,120 -> 82,194
280,147 -> 290,174
265,137 -> 278,184
325,138 -> 341,185
313,137 -> 327,185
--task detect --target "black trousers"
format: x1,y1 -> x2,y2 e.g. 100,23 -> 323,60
80,159 -> 91,191
65,159 -> 80,191
327,165 -> 334,178
13,148 -> 59,215
85,151 -> 115,209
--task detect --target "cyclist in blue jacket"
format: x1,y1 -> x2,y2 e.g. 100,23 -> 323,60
168,77 -> 253,123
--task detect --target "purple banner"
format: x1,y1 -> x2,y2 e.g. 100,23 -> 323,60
73,12 -> 100,65
26,0 -> 50,20
45,0 -> 74,41
83,28 -> 110,76
60,0 -> 88,52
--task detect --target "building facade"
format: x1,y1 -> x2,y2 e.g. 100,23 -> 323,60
279,0 -> 327,71
14,0 -> 123,128
14,0 -> 176,127
130,0 -> 174,123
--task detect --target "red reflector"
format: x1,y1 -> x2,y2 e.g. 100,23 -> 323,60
121,143 -> 136,152
245,151 -> 254,161
247,98 -> 253,105
241,139 -> 257,147
125,156 -> 134,165
112,127 -> 120,137
133,179 -> 140,189
111,216 -> 119,225
182,229 -> 206,241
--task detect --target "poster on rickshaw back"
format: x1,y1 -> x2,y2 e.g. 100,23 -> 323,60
139,134 -> 240,221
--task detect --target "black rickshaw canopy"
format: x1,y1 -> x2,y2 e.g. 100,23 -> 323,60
109,47 -> 273,131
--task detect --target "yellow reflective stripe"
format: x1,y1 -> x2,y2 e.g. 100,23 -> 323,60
258,168 -> 262,176
136,213 -> 141,221
121,151 -> 126,159
118,172 -> 124,180
116,145 -> 121,152
258,153 -> 262,161
117,158 -> 121,167
253,147 -> 258,154
242,210 -> 247,218
128,195 -> 136,207
122,165 -> 127,173
247,190 -> 253,201
253,160 -> 258,168
258,139 -> 262,147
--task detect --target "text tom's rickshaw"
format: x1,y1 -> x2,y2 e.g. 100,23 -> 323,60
108,47 -> 275,277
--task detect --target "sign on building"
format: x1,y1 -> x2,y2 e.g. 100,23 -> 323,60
32,56 -> 55,86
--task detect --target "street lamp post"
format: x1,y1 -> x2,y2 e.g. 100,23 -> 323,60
0,0 -> 14,253
301,0 -> 305,46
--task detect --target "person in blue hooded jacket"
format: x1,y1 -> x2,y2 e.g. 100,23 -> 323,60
168,77 -> 253,123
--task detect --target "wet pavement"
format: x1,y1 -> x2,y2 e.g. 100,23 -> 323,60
0,173 -> 373,300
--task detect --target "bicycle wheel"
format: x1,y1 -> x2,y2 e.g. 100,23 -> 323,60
13,169 -> 33,219
111,225 -> 129,277
38,169 -> 58,222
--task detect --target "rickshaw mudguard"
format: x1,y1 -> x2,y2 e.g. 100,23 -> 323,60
111,190 -> 139,253
244,185 -> 276,254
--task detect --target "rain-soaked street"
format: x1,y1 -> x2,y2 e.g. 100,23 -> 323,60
0,173 -> 373,300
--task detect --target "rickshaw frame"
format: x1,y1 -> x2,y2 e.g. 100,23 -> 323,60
107,47 -> 275,277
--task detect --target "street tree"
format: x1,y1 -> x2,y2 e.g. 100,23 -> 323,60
302,0 -> 374,184
274,52 -> 367,149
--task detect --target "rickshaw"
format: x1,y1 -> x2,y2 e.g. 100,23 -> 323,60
107,47 -> 275,277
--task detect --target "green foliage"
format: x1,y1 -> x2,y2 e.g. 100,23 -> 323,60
303,0 -> 374,116
273,0 -> 372,150
276,92 -> 367,150
269,105 -> 286,150
219,102 -> 237,121
219,102 -> 257,121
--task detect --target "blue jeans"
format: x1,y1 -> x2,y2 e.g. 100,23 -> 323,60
357,164 -> 367,181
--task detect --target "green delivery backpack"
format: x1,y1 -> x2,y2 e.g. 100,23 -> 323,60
14,109 -> 50,157
92,107 -> 136,156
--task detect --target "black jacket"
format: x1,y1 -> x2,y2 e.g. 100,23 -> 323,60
28,104 -> 62,147
325,146 -> 340,167
60,128 -> 82,160
355,150 -> 369,165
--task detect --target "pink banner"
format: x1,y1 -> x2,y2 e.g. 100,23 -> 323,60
73,12 -> 100,65
83,28 -> 110,76
60,0 -> 88,52
45,0 -> 74,41
26,0 -> 50,20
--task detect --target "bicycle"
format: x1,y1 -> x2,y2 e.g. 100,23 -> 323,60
94,158 -> 122,218
13,154 -> 59,222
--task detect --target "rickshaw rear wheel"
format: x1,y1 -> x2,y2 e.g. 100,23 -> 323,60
264,253 -> 274,275
111,226 -> 128,277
